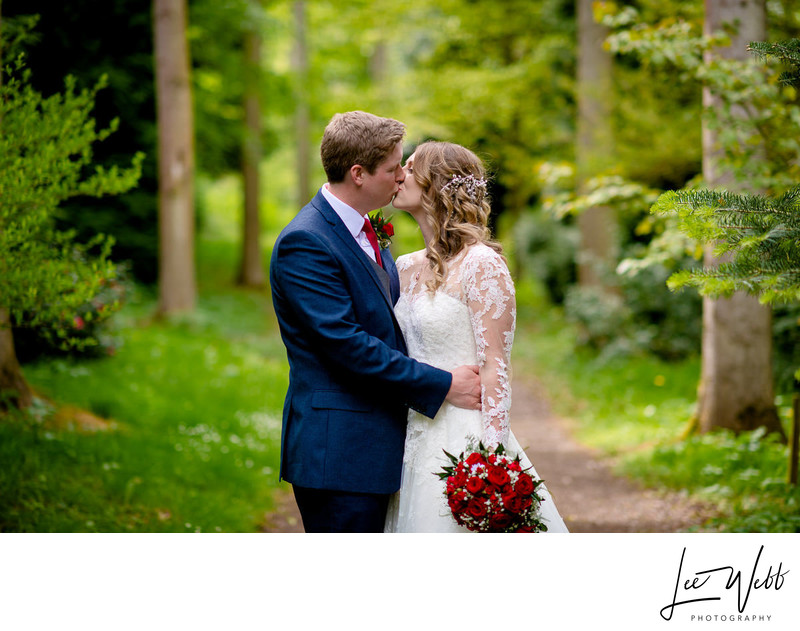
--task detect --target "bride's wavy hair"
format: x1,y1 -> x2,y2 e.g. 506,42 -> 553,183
410,141 -> 503,291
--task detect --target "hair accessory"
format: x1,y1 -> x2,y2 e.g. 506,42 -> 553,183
440,173 -> 487,203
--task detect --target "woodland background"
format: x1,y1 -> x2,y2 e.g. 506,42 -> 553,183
1,0 -> 799,532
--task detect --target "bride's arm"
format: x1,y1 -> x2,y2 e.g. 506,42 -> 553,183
463,248 -> 516,449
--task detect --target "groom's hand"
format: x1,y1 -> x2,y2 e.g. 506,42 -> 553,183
445,365 -> 481,410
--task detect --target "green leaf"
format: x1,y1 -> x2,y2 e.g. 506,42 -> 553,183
442,449 -> 460,466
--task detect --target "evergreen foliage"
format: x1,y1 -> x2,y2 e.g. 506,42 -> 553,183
652,38 -> 800,381
749,39 -> 800,87
653,188 -> 800,304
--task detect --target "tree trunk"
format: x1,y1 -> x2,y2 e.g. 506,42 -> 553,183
293,0 -> 311,208
370,39 -> 389,110
237,21 -> 266,288
576,0 -> 617,289
699,0 -> 783,437
0,309 -> 33,410
153,0 -> 197,315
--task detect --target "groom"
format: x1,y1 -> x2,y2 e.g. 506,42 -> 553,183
269,111 -> 481,532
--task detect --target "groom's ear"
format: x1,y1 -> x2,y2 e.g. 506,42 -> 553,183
349,164 -> 365,186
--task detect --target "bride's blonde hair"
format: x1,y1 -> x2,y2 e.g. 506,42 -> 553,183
410,141 -> 503,291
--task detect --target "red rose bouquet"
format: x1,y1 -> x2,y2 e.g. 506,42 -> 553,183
436,441 -> 548,533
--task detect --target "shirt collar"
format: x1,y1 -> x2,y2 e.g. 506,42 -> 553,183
321,184 -> 365,238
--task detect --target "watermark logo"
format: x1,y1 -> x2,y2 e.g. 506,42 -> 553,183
660,545 -> 789,623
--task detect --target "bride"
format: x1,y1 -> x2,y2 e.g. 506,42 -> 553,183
384,141 -> 568,533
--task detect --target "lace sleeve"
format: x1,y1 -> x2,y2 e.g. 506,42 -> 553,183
461,246 -> 516,449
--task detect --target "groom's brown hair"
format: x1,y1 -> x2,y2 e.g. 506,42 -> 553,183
321,111 -> 405,183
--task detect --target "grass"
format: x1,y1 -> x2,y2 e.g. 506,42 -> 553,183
624,427 -> 800,532
1,238 -> 289,532
512,277 -> 800,533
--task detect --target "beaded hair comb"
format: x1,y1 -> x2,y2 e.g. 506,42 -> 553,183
440,173 -> 487,202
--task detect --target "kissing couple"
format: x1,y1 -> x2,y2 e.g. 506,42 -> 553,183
270,111 -> 568,533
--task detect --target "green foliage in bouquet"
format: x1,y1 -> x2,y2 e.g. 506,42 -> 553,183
0,58 -> 143,352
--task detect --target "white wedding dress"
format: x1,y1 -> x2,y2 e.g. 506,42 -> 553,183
384,243 -> 569,533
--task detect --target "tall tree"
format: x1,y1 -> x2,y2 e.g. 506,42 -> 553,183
697,0 -> 782,435
575,0 -> 617,289
238,8 -> 266,288
293,0 -> 311,208
153,0 -> 196,314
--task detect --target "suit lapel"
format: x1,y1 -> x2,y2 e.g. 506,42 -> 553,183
311,192 -> 395,311
382,248 -> 401,304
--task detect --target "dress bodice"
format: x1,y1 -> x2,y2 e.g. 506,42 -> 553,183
395,243 -> 515,449
395,291 -> 477,370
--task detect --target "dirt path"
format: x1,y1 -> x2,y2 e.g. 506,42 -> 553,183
510,378 -> 714,532
260,378 -> 715,533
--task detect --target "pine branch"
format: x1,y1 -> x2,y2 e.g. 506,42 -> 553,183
748,39 -> 800,87
653,187 -> 800,303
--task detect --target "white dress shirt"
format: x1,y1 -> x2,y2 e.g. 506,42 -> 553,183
320,184 -> 377,263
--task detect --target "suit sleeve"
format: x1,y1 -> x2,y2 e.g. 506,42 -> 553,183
271,229 -> 451,418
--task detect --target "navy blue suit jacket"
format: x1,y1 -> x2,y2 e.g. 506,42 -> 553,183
269,190 -> 452,494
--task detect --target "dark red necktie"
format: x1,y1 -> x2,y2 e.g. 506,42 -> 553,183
362,217 -> 382,267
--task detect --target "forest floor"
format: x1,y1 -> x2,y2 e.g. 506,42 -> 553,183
259,377 -> 717,533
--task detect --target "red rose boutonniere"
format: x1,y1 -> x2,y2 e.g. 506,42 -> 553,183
436,439 -> 548,533
369,210 -> 394,249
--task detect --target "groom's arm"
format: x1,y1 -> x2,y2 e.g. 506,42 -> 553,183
271,229 -> 454,418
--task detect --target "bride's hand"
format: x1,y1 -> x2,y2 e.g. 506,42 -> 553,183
445,365 -> 481,410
